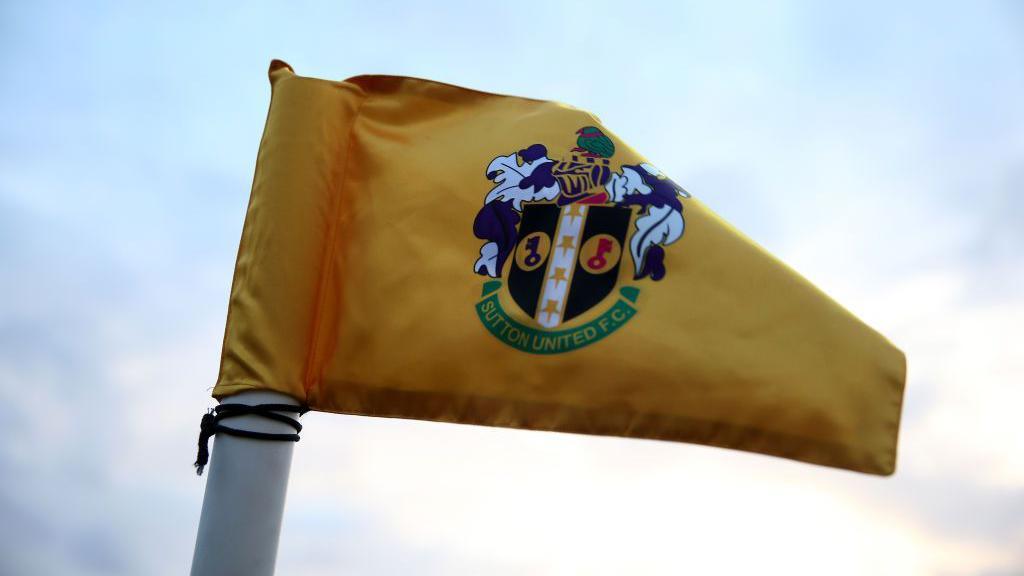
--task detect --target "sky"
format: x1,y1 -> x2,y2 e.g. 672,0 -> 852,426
0,1 -> 1022,574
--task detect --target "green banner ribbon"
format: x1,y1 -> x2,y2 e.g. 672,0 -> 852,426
476,281 -> 639,354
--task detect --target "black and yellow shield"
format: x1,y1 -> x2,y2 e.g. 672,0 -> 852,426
508,203 -> 631,325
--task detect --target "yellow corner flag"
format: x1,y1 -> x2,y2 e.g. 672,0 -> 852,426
214,60 -> 906,475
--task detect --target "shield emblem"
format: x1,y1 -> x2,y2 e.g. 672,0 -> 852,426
508,203 -> 632,328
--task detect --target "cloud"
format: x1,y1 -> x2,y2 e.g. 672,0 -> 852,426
0,1 -> 1021,575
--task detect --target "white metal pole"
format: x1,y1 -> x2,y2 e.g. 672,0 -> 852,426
190,390 -> 301,576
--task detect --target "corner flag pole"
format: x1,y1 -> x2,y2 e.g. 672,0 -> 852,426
190,390 -> 303,576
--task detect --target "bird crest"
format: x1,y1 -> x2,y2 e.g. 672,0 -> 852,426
573,125 -> 616,158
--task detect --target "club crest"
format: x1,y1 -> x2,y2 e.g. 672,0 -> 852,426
472,126 -> 690,354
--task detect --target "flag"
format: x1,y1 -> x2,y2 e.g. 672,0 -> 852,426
214,60 -> 906,475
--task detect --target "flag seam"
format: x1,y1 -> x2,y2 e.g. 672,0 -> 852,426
301,89 -> 368,399
311,380 -> 893,475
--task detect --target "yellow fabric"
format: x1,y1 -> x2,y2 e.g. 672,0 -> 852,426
215,60 -> 906,475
